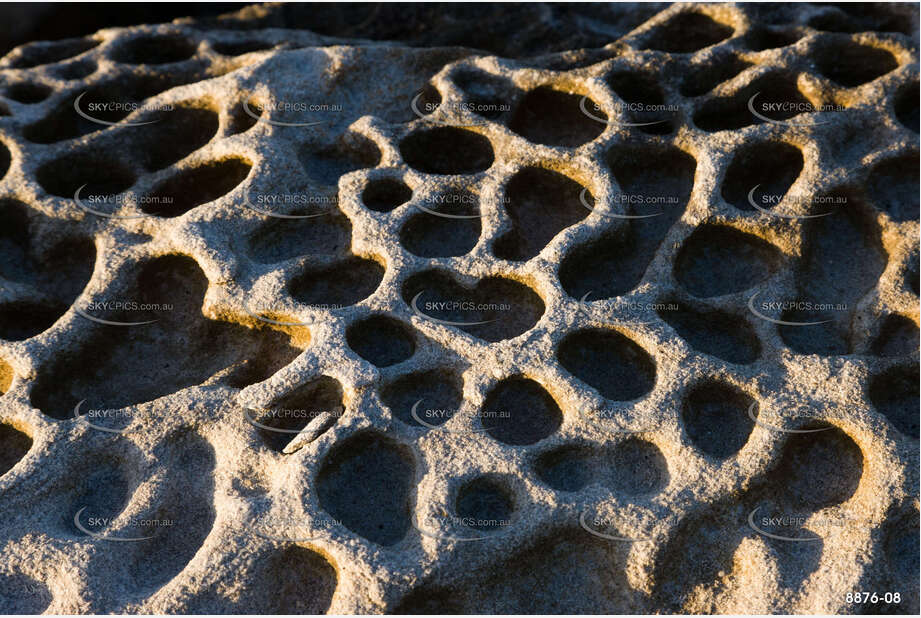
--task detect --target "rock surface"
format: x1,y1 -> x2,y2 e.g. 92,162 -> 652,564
0,2 -> 918,614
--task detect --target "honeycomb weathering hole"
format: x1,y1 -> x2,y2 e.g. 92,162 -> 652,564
254,376 -> 343,452
867,152 -> 920,222
770,425 -> 863,510
362,178 -> 412,212
0,424 -> 31,477
400,127 -> 494,174
642,12 -> 733,53
455,477 -> 514,531
316,431 -> 414,546
0,142 -> 9,182
111,34 -> 197,65
133,105 -> 220,171
381,369 -> 464,429
868,365 -> 919,439
481,376 -> 562,445
248,212 -> 351,264
231,546 -> 337,613
680,53 -> 751,97
721,141 -> 803,212
559,145 -> 695,300
895,81 -> 919,132
535,440 -> 668,495
30,255 -> 302,420
674,224 -> 782,298
557,329 -> 656,401
493,167 -> 588,262
508,86 -> 605,147
605,71 -> 673,133
871,315 -> 919,358
657,301 -> 761,365
402,270 -> 545,342
693,73 -> 811,132
401,189 -> 480,258
212,40 -> 274,56
813,39 -> 898,87
9,37 -> 99,68
346,315 -> 415,367
681,381 -> 756,460
299,134 -> 381,186
143,157 -> 252,217
37,151 -> 136,198
4,82 -> 52,104
290,256 -> 384,307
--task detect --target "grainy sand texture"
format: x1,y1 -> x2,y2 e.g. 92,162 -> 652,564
0,2 -> 918,615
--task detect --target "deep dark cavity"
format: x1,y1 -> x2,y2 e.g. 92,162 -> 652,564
54,59 -> 97,80
557,329 -> 656,401
0,424 -> 31,477
253,376 -> 343,452
812,39 -> 898,87
694,72 -> 811,132
143,157 -> 251,217
0,572 -> 52,613
248,212 -> 351,264
227,100 -> 260,135
402,270 -> 544,342
721,141 -> 803,211
610,438 -> 669,495
682,381 -> 757,460
212,40 -> 274,56
882,505 -> 920,602
480,376 -> 562,446
111,34 -> 197,64
29,255 -> 302,420
119,432 -> 216,594
290,256 -> 384,307
362,178 -> 413,212
24,72 -> 204,143
781,196 -> 886,354
132,105 -> 220,171
605,71 -> 674,133
230,546 -> 337,613
680,52 -> 751,97
37,151 -> 136,198
642,12 -> 733,53
867,152 -> 919,222
400,127 -> 494,174
871,315 -> 919,358
534,445 -> 595,493
493,167 -> 588,261
0,142 -> 8,181
895,81 -> 919,132
400,189 -> 480,258
299,133 -> 381,186
452,68 -> 516,121
658,301 -> 761,364
316,431 -> 415,546
346,315 -> 415,367
381,369 -> 463,429
9,37 -> 99,68
868,365 -> 919,439
455,477 -> 514,531
674,224 -> 782,297
0,213 -> 96,341
64,452 -> 135,536
744,26 -> 801,51
508,86 -> 604,147
768,425 -> 863,510
4,82 -> 52,104
560,144 -> 695,300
